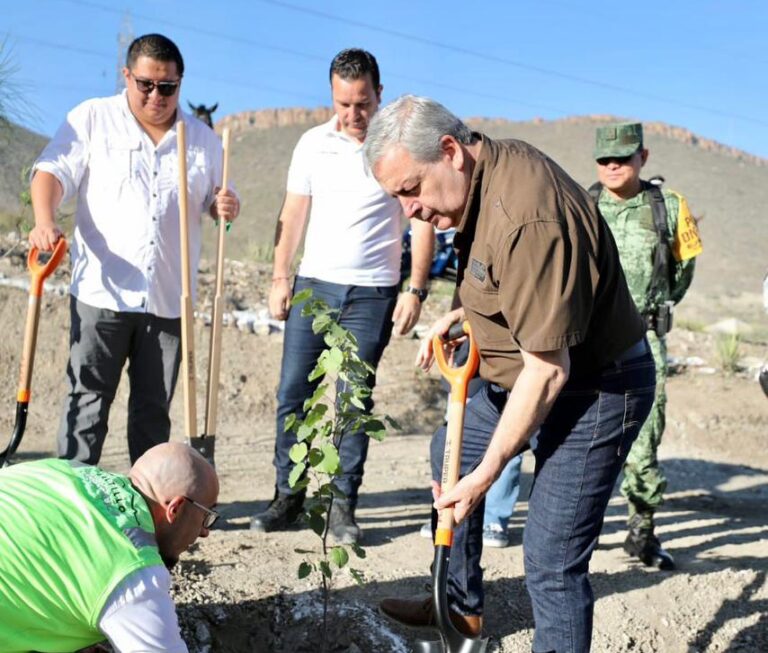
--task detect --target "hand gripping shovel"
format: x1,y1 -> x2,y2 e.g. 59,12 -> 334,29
415,321 -> 488,653
177,123 -> 232,467
0,238 -> 68,467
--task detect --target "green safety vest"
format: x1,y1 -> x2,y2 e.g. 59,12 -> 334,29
0,459 -> 163,652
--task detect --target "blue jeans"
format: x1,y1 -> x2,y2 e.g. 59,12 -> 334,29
429,349 -> 655,653
274,277 -> 398,504
483,452 -> 522,529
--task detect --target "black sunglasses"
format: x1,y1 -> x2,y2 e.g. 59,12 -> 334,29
131,74 -> 180,97
183,496 -> 220,529
596,152 -> 638,166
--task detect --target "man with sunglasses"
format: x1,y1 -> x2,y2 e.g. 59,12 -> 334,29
592,122 -> 702,570
28,33 -> 239,466
0,442 -> 218,652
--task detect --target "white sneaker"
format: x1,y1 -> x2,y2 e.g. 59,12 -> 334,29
482,523 -> 510,548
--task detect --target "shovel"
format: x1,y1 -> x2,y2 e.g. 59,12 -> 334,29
177,123 -> 232,466
415,321 -> 488,653
200,126 -> 232,464
0,237 -> 68,467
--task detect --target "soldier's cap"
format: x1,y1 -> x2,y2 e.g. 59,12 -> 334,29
594,122 -> 643,159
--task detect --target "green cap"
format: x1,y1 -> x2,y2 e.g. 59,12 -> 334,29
594,122 -> 643,159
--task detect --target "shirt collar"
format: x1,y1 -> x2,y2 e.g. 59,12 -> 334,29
119,89 -> 182,149
456,132 -> 492,233
323,114 -> 364,149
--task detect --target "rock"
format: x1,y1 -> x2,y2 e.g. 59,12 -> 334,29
705,318 -> 753,335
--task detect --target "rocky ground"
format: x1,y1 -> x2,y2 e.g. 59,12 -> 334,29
0,240 -> 766,653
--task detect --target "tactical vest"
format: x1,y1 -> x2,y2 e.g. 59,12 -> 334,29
589,179 -> 673,305
0,459 -> 163,652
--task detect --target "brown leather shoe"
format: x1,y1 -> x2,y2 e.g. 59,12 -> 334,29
379,595 -> 483,638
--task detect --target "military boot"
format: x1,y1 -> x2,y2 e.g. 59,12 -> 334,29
250,489 -> 305,532
328,500 -> 361,544
623,513 -> 675,570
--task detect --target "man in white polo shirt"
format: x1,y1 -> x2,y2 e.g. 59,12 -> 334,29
251,48 -> 433,544
28,34 -> 239,464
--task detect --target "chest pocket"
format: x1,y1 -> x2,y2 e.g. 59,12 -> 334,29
91,138 -> 141,193
460,275 -> 513,349
185,147 -> 210,208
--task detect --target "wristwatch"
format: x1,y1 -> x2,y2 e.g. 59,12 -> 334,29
406,285 -> 428,303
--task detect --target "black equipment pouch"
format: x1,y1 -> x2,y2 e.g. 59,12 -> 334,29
647,301 -> 674,338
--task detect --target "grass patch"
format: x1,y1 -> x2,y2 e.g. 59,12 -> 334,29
716,333 -> 741,374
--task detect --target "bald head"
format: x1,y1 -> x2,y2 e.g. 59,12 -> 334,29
130,442 -> 219,507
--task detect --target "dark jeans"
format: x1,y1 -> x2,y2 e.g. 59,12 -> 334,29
58,296 -> 181,465
429,349 -> 655,653
274,277 -> 398,504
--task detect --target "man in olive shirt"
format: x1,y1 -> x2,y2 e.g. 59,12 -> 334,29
363,96 -> 656,653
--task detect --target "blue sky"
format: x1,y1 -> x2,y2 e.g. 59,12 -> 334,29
3,0 -> 767,157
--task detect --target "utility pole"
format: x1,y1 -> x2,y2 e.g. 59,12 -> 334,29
116,12 -> 133,93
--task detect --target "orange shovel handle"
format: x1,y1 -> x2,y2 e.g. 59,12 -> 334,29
432,320 -> 480,396
28,238 -> 68,297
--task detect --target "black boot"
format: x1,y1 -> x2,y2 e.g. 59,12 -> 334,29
328,500 -> 361,544
623,514 -> 675,570
250,489 -> 305,532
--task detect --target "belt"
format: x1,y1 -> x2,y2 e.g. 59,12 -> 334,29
614,337 -> 650,363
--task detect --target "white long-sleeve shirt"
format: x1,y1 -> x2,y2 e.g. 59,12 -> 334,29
98,566 -> 188,652
33,91 -> 223,318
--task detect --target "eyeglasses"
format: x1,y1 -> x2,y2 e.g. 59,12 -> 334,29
596,153 -> 637,166
183,496 -> 220,529
131,74 -> 180,97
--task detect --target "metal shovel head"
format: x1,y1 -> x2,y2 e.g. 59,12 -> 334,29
414,545 -> 488,653
188,435 -> 215,467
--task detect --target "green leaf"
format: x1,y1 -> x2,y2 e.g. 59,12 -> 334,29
316,442 -> 341,474
312,312 -> 334,335
385,415 -> 402,431
364,419 -> 387,441
284,413 -> 297,432
291,288 -> 313,305
288,462 -> 306,488
307,363 -> 326,382
291,477 -> 310,491
289,442 -> 308,464
303,384 -> 328,411
350,568 -> 365,586
308,447 -> 324,467
304,404 -> 328,427
296,423 -> 314,443
309,512 -> 325,536
349,395 -> 366,410
298,562 -> 313,579
330,546 -> 349,568
319,560 -> 333,579
350,542 -> 366,559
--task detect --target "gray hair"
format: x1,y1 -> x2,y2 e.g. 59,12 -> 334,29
364,95 -> 473,168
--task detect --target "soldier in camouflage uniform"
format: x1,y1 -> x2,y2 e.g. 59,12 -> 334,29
592,122 -> 702,570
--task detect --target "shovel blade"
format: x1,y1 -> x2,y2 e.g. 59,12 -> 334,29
188,435 -> 215,467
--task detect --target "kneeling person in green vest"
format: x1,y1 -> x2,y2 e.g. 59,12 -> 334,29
592,122 -> 702,570
0,442 -> 219,652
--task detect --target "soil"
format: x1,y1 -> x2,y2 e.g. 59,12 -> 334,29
0,247 -> 766,653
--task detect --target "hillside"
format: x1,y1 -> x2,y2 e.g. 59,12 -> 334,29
5,109 -> 766,322
0,121 -> 47,218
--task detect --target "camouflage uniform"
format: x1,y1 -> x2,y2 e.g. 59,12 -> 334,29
598,187 -> 696,528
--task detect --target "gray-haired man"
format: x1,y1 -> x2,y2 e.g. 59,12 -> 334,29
363,95 -> 655,652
